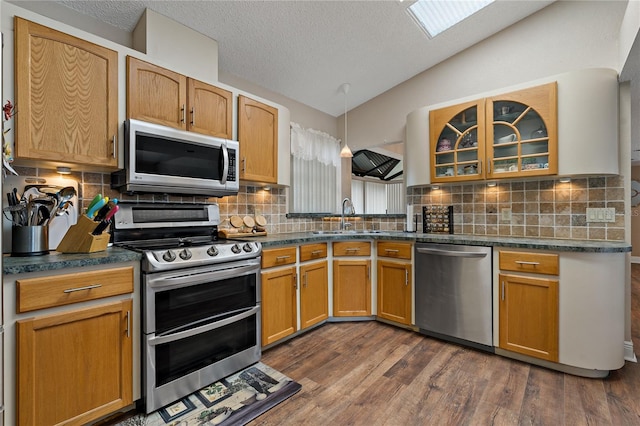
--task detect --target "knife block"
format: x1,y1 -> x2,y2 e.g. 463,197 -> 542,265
56,215 -> 110,253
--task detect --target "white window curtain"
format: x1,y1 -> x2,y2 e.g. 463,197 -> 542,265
290,122 -> 340,213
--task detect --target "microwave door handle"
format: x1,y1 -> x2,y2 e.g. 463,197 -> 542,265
148,305 -> 260,345
220,143 -> 229,185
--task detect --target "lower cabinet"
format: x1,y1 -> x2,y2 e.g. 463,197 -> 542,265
333,259 -> 371,317
299,260 -> 329,329
17,300 -> 133,425
261,266 -> 297,346
376,241 -> 412,325
498,250 -> 559,362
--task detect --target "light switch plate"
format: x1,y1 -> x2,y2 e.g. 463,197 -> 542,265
586,207 -> 615,223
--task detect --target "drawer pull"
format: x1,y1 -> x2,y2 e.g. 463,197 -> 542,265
311,250 -> 323,256
63,284 -> 102,293
514,261 -> 540,266
346,248 -> 361,252
276,255 -> 291,262
385,249 -> 400,253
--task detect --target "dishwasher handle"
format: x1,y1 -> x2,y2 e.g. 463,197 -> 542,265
416,246 -> 488,258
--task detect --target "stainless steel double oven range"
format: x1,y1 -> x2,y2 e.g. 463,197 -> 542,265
112,203 -> 262,413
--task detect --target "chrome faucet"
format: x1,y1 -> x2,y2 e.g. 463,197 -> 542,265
341,197 -> 354,230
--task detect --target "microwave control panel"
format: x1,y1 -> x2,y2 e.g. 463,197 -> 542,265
227,148 -> 237,181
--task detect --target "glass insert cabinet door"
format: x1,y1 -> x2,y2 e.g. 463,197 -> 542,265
429,99 -> 486,182
486,82 -> 557,178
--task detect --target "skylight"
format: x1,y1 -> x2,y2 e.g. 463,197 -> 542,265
408,0 -> 495,38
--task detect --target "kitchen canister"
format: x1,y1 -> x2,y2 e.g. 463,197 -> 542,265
12,225 -> 49,256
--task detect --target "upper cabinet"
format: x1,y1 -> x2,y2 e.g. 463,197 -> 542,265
127,57 -> 232,139
429,82 -> 557,183
407,68 -> 619,187
238,95 -> 278,184
14,17 -> 119,170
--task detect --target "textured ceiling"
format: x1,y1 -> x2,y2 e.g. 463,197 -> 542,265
40,0 -> 554,117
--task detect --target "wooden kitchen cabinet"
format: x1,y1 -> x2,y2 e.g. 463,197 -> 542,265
17,300 -> 133,426
498,250 -> 559,362
261,266 -> 297,346
299,260 -> 329,329
4,262 -> 139,426
14,17 -> 119,170
127,56 -> 232,138
430,82 -> 557,183
261,247 -> 297,346
376,242 -> 412,325
238,95 -> 279,184
299,243 -> 328,330
333,241 -> 371,317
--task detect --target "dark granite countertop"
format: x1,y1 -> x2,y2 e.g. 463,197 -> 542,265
2,247 -> 142,275
228,232 -> 631,253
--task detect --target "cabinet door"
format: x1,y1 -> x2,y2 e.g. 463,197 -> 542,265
17,300 -> 133,426
499,273 -> 559,362
261,267 -> 297,346
430,99 -> 486,182
187,78 -> 233,138
238,95 -> 278,184
486,82 -> 557,178
333,260 -> 371,317
127,56 -> 187,130
300,260 -> 329,329
14,17 -> 118,169
377,260 -> 412,325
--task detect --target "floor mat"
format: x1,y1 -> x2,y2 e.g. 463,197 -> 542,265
117,362 -> 301,426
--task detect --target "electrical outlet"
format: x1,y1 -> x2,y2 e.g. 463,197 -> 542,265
586,207 -> 616,223
501,208 -> 512,222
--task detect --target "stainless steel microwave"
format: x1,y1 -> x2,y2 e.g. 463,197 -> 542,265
111,119 -> 239,196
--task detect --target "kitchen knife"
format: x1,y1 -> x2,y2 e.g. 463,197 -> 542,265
86,197 -> 107,219
93,198 -> 118,222
86,194 -> 102,213
92,205 -> 119,235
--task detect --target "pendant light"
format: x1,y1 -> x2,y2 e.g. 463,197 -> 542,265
340,83 -> 353,158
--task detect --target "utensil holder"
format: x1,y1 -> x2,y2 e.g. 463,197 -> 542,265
56,215 -> 110,253
12,225 -> 49,256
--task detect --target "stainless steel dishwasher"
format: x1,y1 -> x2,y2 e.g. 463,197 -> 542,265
414,243 -> 493,351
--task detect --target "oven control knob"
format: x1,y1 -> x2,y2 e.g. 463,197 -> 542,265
162,250 -> 176,262
243,243 -> 253,253
231,244 -> 242,254
207,246 -> 219,257
179,248 -> 192,260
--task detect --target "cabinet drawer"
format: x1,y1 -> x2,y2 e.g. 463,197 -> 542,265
333,241 -> 371,257
499,251 -> 559,275
17,266 -> 134,313
262,247 -> 297,268
300,243 -> 327,262
377,241 -> 412,260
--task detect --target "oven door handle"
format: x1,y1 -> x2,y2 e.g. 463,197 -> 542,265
148,305 -> 260,346
147,263 -> 259,289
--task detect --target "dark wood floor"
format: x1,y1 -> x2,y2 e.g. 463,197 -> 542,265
250,264 -> 640,426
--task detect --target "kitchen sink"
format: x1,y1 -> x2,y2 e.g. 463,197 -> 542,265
311,230 -> 390,235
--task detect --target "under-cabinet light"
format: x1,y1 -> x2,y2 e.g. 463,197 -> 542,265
558,177 -> 571,183
487,182 -> 497,187
56,166 -> 71,175
431,185 -> 440,190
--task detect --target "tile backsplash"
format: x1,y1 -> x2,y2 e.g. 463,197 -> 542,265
12,166 -> 624,241
408,176 -> 625,241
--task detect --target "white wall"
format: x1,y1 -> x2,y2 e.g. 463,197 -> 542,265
343,1 -> 625,151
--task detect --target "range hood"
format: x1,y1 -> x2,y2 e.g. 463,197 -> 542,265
352,149 -> 403,181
